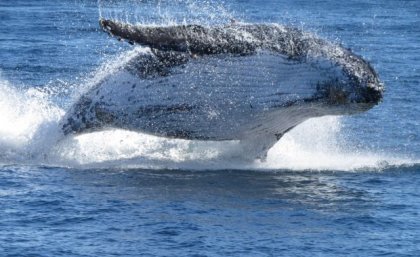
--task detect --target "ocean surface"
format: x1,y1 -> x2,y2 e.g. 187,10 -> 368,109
0,0 -> 419,256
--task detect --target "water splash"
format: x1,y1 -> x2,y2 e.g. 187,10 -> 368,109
97,0 -> 236,26
47,116 -> 416,171
261,117 -> 415,171
0,76 -> 64,162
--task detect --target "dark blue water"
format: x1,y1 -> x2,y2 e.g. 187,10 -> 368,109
0,0 -> 419,256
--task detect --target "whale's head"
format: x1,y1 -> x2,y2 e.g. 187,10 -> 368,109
312,47 -> 384,114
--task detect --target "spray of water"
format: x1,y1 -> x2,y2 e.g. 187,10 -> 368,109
0,76 -> 64,162
97,0 -> 236,26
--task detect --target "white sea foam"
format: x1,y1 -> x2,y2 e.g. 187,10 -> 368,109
45,116 -> 415,171
261,117 -> 415,171
0,77 -> 64,162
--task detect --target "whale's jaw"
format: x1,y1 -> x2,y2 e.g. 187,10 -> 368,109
61,20 -> 384,160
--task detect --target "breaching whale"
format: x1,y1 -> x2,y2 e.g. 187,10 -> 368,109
61,19 -> 384,160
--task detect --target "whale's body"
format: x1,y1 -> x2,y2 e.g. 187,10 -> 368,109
61,20 -> 384,159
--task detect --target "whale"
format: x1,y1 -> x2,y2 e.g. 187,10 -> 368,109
60,19 -> 384,160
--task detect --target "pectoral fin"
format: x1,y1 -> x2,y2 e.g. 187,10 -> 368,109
99,19 -> 256,55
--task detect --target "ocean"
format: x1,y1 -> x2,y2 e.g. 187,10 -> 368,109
0,0 -> 419,256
